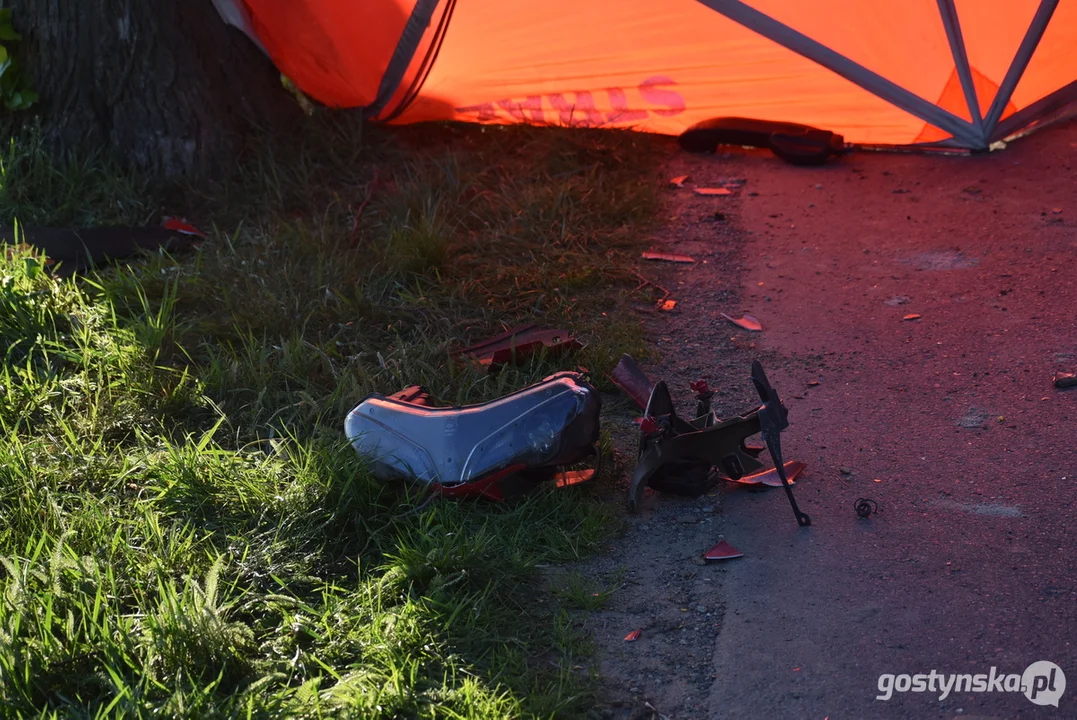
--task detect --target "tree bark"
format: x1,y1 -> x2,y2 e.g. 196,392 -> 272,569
7,0 -> 300,177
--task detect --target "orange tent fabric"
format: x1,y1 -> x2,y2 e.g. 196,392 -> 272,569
236,0 -> 1077,149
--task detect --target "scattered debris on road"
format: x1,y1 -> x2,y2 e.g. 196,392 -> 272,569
854,498 -> 879,518
644,700 -> 673,720
632,270 -> 673,308
1054,371 -> 1077,388
669,175 -> 690,188
610,354 -> 654,411
903,313 -> 922,321
721,312 -> 763,331
695,186 -> 734,196
454,323 -> 583,372
642,251 -> 696,263
658,299 -> 678,311
726,460 -> 806,487
705,539 -> 744,561
624,629 -> 642,642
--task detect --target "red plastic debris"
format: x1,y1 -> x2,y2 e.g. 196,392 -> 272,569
721,312 -> 763,332
433,463 -> 525,502
727,460 -> 807,487
554,469 -> 596,488
704,540 -> 744,561
609,354 -> 654,411
642,251 -> 696,264
624,629 -> 642,642
635,416 -> 660,434
454,324 -> 583,373
161,217 -> 207,238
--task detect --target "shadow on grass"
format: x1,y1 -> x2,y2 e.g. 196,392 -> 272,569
0,116 -> 662,717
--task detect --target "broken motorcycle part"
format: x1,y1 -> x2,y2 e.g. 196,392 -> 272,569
1054,371 -> 1077,388
854,498 -> 879,518
726,460 -> 806,487
690,380 -> 716,422
345,371 -> 600,500
454,323 -> 583,373
609,353 -> 654,411
386,385 -> 437,407
629,376 -> 768,506
641,251 -> 695,263
628,361 -> 811,528
677,117 -> 845,166
721,312 -> 763,332
1,217 -> 207,275
555,467 -> 597,488
751,360 -> 811,526
704,540 -> 744,561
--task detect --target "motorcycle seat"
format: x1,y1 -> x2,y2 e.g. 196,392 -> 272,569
345,371 -> 600,487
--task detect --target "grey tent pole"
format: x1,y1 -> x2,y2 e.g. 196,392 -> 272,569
982,0 -> 1059,136
936,0 -> 983,135
991,80 -> 1077,142
695,0 -> 982,148
364,0 -> 440,119
210,0 -> 269,56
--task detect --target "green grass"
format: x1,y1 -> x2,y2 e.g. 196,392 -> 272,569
0,116 -> 662,717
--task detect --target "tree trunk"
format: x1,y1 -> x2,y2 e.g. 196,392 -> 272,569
8,0 -> 300,177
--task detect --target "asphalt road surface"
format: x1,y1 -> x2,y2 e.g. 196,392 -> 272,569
702,118 -> 1077,719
